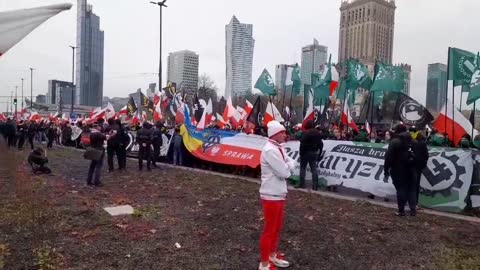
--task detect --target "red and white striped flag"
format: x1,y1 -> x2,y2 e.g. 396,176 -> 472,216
434,100 -> 479,146
0,4 -> 72,57
341,104 -> 358,132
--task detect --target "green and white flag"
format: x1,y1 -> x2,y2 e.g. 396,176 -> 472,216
370,62 -> 405,92
313,54 -> 333,104
291,64 -> 302,95
448,47 -> 477,87
466,53 -> 480,105
346,59 -> 372,90
254,68 -> 276,96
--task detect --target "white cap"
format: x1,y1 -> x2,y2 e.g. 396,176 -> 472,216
267,121 -> 286,138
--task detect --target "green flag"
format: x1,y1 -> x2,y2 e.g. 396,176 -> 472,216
466,53 -> 480,105
346,59 -> 372,90
312,54 -> 333,104
291,64 -> 302,95
254,68 -> 276,96
370,62 -> 405,92
336,79 -> 348,100
448,47 -> 477,86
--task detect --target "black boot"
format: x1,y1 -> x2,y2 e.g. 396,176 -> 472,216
312,180 -> 318,191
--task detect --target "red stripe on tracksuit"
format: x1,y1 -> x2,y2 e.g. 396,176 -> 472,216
260,199 -> 285,262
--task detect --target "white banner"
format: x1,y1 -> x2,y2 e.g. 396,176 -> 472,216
284,140 -> 474,212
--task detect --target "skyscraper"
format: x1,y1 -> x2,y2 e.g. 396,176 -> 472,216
225,16 -> 254,99
301,39 -> 328,87
275,64 -> 295,92
338,0 -> 396,65
76,0 -> 104,107
167,50 -> 199,92
47,80 -> 75,105
426,63 -> 447,115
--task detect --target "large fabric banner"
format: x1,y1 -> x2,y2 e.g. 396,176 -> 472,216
180,125 -> 267,168
284,141 -> 474,213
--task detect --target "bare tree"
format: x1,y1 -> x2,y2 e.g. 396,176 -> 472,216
198,73 -> 218,91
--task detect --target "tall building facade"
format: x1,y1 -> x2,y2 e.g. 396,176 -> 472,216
167,50 -> 199,92
225,16 -> 254,99
76,0 -> 104,107
47,80 -> 75,105
275,64 -> 295,92
301,39 -> 328,87
338,0 -> 396,65
426,63 -> 447,115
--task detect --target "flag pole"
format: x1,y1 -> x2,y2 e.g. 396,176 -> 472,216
269,95 -> 275,119
473,101 -> 476,140
445,47 -> 451,143
452,85 -> 456,145
460,90 -> 463,111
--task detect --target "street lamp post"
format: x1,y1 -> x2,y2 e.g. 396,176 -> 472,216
14,86 -> 18,119
69,45 -> 77,114
30,68 -> 34,109
149,0 -> 167,92
21,78 -> 24,110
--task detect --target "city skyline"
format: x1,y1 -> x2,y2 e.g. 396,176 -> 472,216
0,0 -> 479,112
167,49 -> 199,92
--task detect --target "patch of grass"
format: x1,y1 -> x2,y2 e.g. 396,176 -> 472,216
132,209 -> 143,218
437,246 -> 480,270
0,244 -> 10,269
34,245 -> 60,270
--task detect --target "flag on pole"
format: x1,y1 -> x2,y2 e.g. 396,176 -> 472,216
346,59 -> 372,90
127,96 -> 137,116
291,64 -> 302,95
264,102 -> 284,125
466,53 -> 480,105
302,88 -> 315,130
341,104 -> 358,132
370,62 -> 405,92
448,47 -> 477,87
118,105 -> 128,115
153,99 -> 163,122
365,120 -> 371,134
105,102 -> 115,120
0,3 -> 72,57
254,69 -> 276,96
434,99 -> 479,146
245,99 -> 254,115
246,96 -> 264,128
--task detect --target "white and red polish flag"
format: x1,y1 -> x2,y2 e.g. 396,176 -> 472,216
0,3 -> 72,57
341,103 -> 358,132
434,100 -> 479,146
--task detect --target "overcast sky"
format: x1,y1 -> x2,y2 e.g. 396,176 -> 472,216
1,0 -> 479,112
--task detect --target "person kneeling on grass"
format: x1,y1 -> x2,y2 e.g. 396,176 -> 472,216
28,147 -> 52,175
258,121 -> 296,270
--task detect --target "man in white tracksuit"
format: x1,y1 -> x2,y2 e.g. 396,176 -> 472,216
258,121 -> 296,270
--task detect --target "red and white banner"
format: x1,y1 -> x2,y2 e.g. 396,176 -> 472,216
0,3 -> 72,57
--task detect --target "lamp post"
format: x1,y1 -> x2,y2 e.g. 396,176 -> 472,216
149,0 -> 167,92
30,68 -> 34,109
69,45 -> 77,114
21,78 -> 24,110
14,86 -> 18,119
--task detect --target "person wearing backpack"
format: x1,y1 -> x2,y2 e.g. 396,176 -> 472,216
384,124 -> 418,217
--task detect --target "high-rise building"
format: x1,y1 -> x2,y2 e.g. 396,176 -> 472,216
47,80 -> 75,105
36,95 -> 46,104
76,0 -> 104,107
301,39 -> 328,88
275,64 -> 295,92
426,63 -> 447,115
167,50 -> 199,92
338,0 -> 396,66
225,16 -> 255,99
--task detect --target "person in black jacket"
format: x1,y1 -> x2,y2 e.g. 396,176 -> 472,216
384,124 -> 418,217
136,122 -> 153,171
17,120 -> 27,150
28,147 -> 51,174
297,120 -> 323,190
105,118 -> 120,172
151,121 -> 164,168
413,133 -> 429,206
115,119 -> 128,171
27,121 -> 36,150
46,123 -> 55,149
87,124 -> 106,187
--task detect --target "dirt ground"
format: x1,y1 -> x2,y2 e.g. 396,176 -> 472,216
1,145 -> 480,270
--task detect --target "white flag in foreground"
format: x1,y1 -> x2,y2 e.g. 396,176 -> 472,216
0,3 -> 72,57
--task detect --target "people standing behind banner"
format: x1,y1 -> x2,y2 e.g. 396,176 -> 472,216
172,127 -> 183,166
27,121 -> 36,150
384,124 -> 418,217
258,121 -> 295,270
136,122 -> 153,171
152,122 -> 164,168
297,120 -> 323,190
86,123 -> 106,187
331,128 -> 343,141
383,130 -> 393,143
17,120 -> 27,150
46,123 -> 55,149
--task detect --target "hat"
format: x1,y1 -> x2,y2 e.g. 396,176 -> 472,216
267,121 -> 286,138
